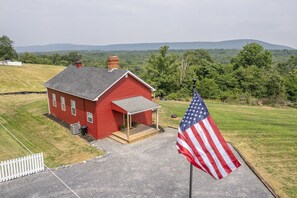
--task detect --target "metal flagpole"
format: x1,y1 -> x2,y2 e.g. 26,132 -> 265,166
189,79 -> 197,198
189,163 -> 193,198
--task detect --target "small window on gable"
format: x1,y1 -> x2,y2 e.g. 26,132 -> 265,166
61,96 -> 66,111
87,112 -> 93,123
52,93 -> 56,107
71,100 -> 76,116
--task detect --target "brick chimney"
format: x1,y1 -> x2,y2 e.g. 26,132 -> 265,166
75,60 -> 83,68
107,56 -> 119,72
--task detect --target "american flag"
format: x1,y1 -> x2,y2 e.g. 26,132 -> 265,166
176,90 -> 241,179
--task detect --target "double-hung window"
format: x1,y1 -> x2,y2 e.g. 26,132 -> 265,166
71,100 -> 76,115
61,96 -> 66,111
87,112 -> 93,123
52,93 -> 56,107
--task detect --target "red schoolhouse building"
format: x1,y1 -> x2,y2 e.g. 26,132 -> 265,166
44,56 -> 160,140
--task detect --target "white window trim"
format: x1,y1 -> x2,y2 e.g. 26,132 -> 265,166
87,112 -> 93,123
71,100 -> 76,116
61,96 -> 66,111
52,93 -> 56,107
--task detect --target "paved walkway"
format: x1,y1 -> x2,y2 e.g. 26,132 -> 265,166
0,128 -> 274,198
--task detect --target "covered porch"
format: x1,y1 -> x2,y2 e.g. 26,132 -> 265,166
109,96 -> 160,144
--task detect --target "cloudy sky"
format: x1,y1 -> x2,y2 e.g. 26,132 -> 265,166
1,0 -> 297,48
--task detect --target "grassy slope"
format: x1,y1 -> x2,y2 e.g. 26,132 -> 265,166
0,94 -> 103,167
0,64 -> 103,167
0,64 -> 64,92
158,100 -> 297,198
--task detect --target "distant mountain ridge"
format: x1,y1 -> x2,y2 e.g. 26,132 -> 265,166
15,39 -> 294,53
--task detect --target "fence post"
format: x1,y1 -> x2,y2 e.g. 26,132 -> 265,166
0,161 -> 3,182
8,160 -> 12,181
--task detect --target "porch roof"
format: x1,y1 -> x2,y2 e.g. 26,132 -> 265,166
112,96 -> 160,115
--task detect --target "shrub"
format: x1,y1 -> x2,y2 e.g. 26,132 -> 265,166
120,125 -> 126,131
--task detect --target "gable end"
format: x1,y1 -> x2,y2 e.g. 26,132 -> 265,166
93,71 -> 156,101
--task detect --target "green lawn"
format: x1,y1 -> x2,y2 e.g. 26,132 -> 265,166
0,64 -> 65,92
0,64 -> 103,168
0,94 -> 103,167
158,100 -> 297,198
1,63 -> 296,197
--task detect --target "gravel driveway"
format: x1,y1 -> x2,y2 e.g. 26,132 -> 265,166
0,128 -> 274,198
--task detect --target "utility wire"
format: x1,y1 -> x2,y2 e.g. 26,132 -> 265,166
0,119 -> 80,198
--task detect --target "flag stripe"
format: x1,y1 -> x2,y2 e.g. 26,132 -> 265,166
198,120 -> 233,174
203,118 -> 237,171
194,122 -> 229,177
177,131 -> 208,173
181,130 -> 216,179
190,124 -> 224,179
205,116 -> 241,169
176,133 -> 205,172
185,128 -> 219,179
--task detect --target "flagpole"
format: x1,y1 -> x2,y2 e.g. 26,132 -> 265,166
189,79 -> 197,198
189,163 -> 193,198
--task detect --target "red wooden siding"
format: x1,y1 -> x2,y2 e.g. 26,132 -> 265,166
132,111 -> 152,125
110,103 -> 127,114
84,99 -> 97,138
47,89 -> 98,138
96,73 -> 152,139
47,72 -> 153,139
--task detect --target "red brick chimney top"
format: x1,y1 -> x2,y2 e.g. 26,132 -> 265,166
75,60 -> 83,68
107,56 -> 119,72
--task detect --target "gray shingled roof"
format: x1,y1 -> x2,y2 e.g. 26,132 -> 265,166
44,66 -> 128,101
112,96 -> 160,115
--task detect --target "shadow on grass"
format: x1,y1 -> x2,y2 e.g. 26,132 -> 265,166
43,113 -> 95,143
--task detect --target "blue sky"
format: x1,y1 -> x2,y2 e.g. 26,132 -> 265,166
1,0 -> 296,48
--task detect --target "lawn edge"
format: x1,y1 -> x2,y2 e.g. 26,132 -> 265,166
165,125 -> 279,198
228,142 -> 279,198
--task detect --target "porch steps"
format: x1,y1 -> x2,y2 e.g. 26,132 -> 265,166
129,128 -> 159,144
109,134 -> 128,144
109,127 -> 159,144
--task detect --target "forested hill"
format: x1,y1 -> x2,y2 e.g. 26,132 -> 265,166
16,39 -> 294,53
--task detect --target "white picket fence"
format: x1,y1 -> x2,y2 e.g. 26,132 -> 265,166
0,153 -> 44,182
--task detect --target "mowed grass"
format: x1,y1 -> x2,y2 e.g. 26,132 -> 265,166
0,64 -> 65,92
0,94 -> 104,167
158,100 -> 297,198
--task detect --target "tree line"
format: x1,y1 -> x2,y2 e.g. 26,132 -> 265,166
0,35 -> 82,65
141,44 -> 297,106
19,51 -> 82,66
1,35 -> 296,106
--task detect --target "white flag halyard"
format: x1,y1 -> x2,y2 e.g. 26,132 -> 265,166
176,90 -> 241,180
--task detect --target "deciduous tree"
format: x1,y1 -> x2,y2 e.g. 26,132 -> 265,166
0,35 -> 18,60
142,46 -> 178,97
285,69 -> 297,102
277,54 -> 297,75
231,43 -> 272,69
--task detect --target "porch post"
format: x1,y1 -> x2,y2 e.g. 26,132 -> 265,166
156,109 -> 159,130
127,113 -> 130,142
123,114 -> 125,127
